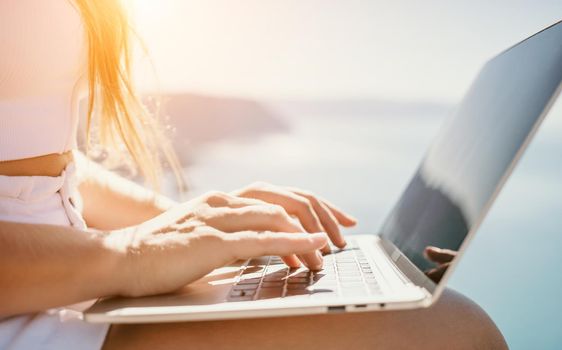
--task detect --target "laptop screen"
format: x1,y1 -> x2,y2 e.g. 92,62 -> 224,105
379,21 -> 562,283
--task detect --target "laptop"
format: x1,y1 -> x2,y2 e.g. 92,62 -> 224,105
84,20 -> 562,323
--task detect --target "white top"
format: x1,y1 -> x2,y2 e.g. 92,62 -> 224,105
0,0 -> 88,161
0,1 -> 110,349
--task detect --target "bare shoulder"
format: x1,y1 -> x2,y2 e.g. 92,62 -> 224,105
104,288 -> 507,350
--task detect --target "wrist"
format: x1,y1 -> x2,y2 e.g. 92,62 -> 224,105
90,229 -> 133,297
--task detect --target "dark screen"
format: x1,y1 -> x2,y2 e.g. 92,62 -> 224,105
380,22 -> 562,283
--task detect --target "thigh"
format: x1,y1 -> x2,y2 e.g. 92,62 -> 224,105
102,289 -> 507,350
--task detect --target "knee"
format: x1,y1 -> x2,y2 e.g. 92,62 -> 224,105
355,288 -> 507,349
412,288 -> 508,349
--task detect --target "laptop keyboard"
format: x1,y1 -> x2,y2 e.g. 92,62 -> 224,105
228,240 -> 382,301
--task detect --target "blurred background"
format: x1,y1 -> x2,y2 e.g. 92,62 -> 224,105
130,1 -> 562,348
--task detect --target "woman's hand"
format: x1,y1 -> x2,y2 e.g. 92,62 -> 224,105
106,191 -> 332,297
232,182 -> 357,253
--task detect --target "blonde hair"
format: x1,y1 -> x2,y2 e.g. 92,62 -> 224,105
73,0 -> 183,191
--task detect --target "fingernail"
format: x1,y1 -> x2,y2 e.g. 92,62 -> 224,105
338,238 -> 347,248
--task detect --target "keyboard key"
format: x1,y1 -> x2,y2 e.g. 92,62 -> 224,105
339,276 -> 363,282
238,278 -> 261,285
233,284 -> 258,291
230,289 -> 256,297
263,275 -> 285,282
269,257 -> 284,265
293,271 -> 311,278
261,281 -> 284,288
249,257 -> 270,266
287,283 -> 308,290
312,274 -> 334,282
258,289 -> 283,299
242,267 -> 264,275
230,290 -> 244,297
336,260 -> 357,265
335,254 -> 354,259
266,265 -> 287,273
336,263 -> 359,268
240,272 -> 264,280
265,272 -> 287,278
338,270 -> 360,275
336,259 -> 356,264
287,277 -> 309,284
338,266 -> 361,273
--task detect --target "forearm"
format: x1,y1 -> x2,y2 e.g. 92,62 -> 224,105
0,220 -> 122,317
75,151 -> 178,230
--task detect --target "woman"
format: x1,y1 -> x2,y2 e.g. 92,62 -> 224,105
0,0 -> 507,349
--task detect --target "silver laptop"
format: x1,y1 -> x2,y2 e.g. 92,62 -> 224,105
85,20 -> 562,323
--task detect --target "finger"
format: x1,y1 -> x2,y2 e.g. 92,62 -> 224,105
319,242 -> 332,255
283,245 -> 324,271
203,191 -> 266,209
226,231 -> 328,270
289,188 -> 357,227
235,188 -> 330,253
296,249 -> 323,271
294,194 -> 347,248
308,251 -> 324,271
203,205 -> 303,233
236,188 -> 324,233
424,246 -> 457,264
281,255 -> 301,269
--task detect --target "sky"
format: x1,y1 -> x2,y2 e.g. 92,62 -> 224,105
131,0 -> 562,103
